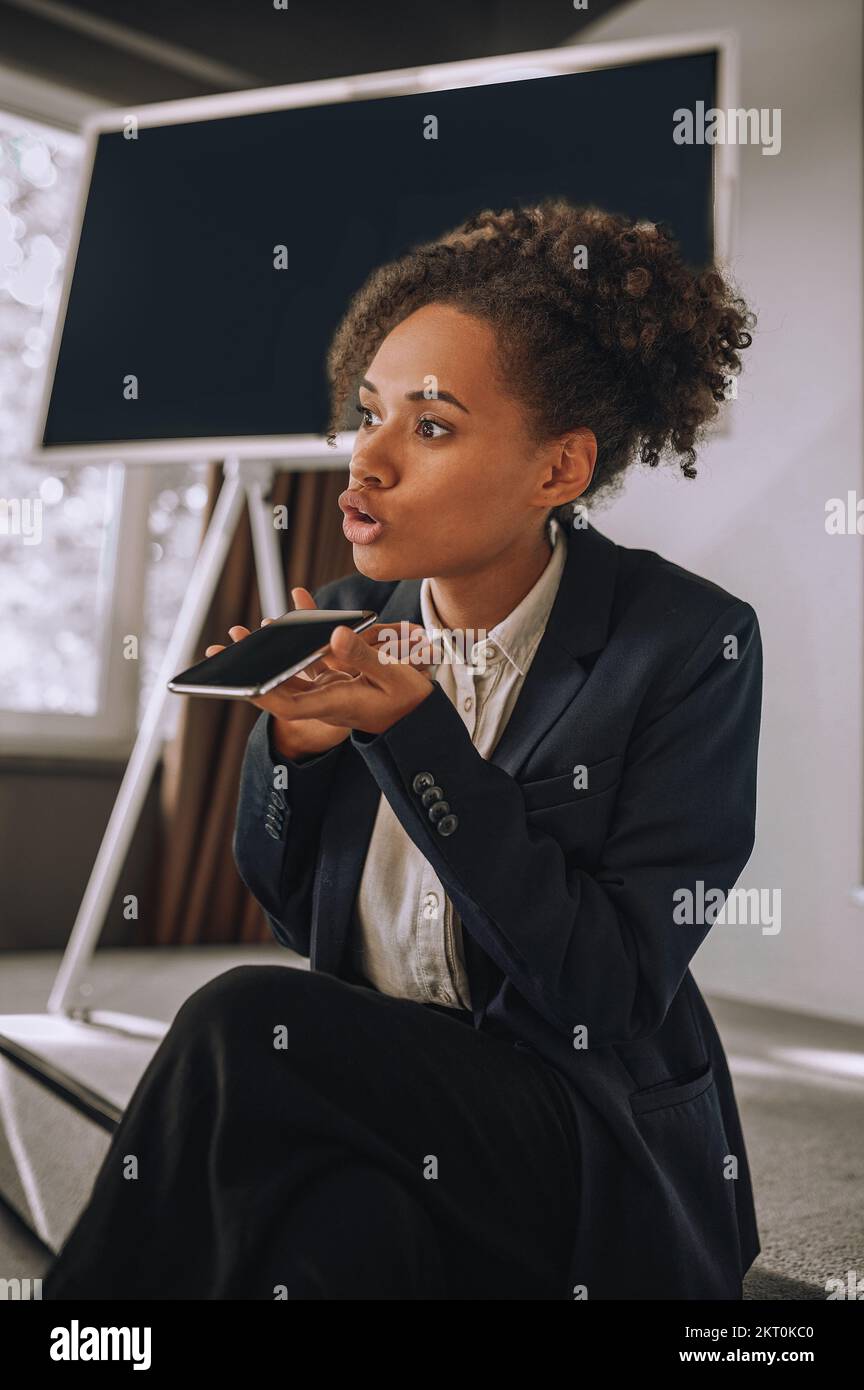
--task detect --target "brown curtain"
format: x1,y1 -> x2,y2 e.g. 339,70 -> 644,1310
151,464 -> 354,945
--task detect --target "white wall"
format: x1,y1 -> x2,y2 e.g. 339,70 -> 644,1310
569,0 -> 863,1023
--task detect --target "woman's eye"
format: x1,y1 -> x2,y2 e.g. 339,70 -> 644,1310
416,416 -> 450,439
355,403 -> 381,428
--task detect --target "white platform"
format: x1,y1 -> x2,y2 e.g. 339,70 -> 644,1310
0,945 -> 303,1254
0,1014 -> 157,1252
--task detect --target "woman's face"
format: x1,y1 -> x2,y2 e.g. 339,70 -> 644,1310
339,302 -> 590,581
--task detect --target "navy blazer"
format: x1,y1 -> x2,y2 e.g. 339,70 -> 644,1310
233,519 -> 762,1299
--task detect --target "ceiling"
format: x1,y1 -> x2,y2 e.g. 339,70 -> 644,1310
0,0 -> 630,109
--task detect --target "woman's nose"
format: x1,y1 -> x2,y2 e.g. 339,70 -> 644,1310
350,450 -> 395,487
351,426 -> 399,482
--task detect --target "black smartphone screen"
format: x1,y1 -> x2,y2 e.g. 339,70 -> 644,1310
168,610 -> 376,694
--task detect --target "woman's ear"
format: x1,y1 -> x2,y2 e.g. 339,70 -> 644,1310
541,427 -> 597,506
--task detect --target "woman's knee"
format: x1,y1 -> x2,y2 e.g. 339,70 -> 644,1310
171,963 -> 307,1031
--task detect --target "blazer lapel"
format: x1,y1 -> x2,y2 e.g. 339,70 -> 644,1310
311,519 -> 619,978
310,748 -> 381,976
490,519 -> 619,775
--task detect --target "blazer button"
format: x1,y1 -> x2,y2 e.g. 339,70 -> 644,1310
420,786 -> 444,809
412,772 -> 436,795
265,824 -> 281,839
436,813 -> 458,836
427,800 -> 450,824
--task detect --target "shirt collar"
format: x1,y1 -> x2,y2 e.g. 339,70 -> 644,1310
419,515 -> 566,677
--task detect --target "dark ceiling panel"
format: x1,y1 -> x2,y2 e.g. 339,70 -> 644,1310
0,0 -> 632,105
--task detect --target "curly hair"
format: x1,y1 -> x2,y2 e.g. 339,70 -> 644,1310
324,198 -> 756,515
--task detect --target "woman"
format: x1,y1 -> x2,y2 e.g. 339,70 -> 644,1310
44,200 -> 761,1301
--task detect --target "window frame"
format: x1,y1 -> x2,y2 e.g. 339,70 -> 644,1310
0,464 -> 154,759
0,86 -> 154,761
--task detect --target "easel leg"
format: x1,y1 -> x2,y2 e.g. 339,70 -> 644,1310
47,460 -> 248,1016
245,465 -> 288,617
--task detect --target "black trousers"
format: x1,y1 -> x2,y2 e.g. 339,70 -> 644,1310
43,965 -> 581,1300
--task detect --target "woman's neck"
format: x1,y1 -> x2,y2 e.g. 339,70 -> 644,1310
427,523 -> 554,636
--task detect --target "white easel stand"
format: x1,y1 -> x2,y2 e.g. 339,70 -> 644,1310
45,455 -> 299,1032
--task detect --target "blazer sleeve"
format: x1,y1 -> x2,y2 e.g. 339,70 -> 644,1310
349,599 -> 763,1047
231,575 -> 353,956
232,710 -> 346,956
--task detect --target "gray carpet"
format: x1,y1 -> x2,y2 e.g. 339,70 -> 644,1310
1,949 -> 860,1299
709,994 -> 863,1300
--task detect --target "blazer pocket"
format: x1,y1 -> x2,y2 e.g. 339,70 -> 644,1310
520,754 -> 623,813
629,1060 -> 716,1117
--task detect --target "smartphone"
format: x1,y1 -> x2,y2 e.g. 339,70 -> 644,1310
167,609 -> 378,699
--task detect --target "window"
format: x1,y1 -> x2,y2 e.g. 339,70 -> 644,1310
0,110 -> 211,758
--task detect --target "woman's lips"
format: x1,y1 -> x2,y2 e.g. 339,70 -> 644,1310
341,505 -> 385,544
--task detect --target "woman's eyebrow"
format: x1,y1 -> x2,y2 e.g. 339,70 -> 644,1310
360,377 -> 470,414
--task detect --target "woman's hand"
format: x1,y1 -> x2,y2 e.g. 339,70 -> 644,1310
262,618 -> 437,736
205,587 -> 354,760
205,588 -> 433,757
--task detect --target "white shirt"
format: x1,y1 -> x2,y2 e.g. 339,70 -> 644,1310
349,515 -> 567,1008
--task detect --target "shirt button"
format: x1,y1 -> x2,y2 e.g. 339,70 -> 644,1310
435,985 -> 454,1004
463,696 -> 473,711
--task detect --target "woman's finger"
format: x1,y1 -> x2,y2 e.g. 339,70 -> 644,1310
319,625 -> 383,680
265,678 -> 364,728
205,623 -> 250,658
289,585 -> 337,679
265,667 -> 354,708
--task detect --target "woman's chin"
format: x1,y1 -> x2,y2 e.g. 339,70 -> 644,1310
352,544 -> 422,583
